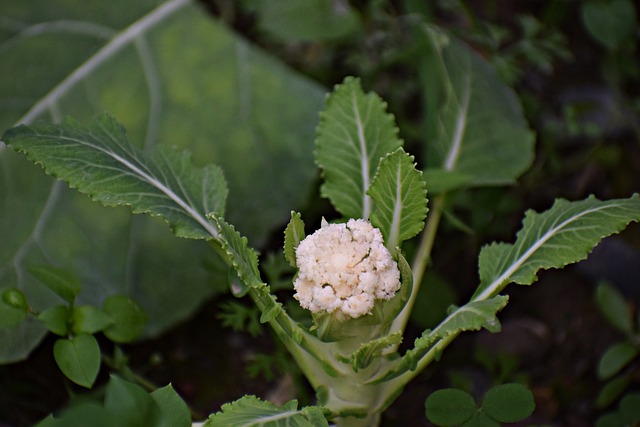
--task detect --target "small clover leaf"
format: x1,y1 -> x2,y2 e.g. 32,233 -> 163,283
481,383 -> 535,423
426,384 -> 534,426
425,388 -> 476,426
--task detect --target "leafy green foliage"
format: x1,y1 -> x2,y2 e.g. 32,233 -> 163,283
0,288 -> 29,329
597,282 -> 635,335
284,212 -> 306,268
425,384 -> 534,426
255,0 -> 361,42
205,395 -> 328,427
315,76 -> 403,219
375,296 -> 508,383
35,377 -> 190,427
425,388 -> 477,426
150,384 -> 193,427
1,288 -> 28,311
420,26 -> 535,187
71,305 -> 113,335
0,300 -> 28,329
581,0 -> 637,51
598,342 -> 639,379
594,283 -> 640,411
38,305 -> 71,336
368,148 -> 428,249
481,383 -> 535,423
597,393 -> 640,427
209,213 -> 263,290
474,195 -> 640,301
102,295 -> 147,343
0,0 -> 326,363
218,301 -> 263,337
3,114 -> 228,240
53,333 -> 101,388
27,265 -> 82,304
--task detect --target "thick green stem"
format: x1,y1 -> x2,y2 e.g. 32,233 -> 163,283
390,194 -> 446,334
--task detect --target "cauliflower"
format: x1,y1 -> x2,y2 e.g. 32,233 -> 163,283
293,219 -> 401,319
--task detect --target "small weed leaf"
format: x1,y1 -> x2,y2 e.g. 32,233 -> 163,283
104,376 -> 160,426
150,384 -> 192,427
1,288 -> 28,311
102,295 -> 147,343
425,388 -> 476,426
597,374 -> 632,408
596,283 -> 635,335
28,265 -> 82,304
481,383 -> 535,423
38,305 -> 71,336
71,305 -> 113,335
598,342 -> 639,380
53,334 -> 101,388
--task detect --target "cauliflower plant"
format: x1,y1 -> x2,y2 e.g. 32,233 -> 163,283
293,219 -> 401,319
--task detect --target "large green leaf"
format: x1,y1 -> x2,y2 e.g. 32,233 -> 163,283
420,25 -> 535,187
315,76 -> 403,220
373,295 -> 508,384
368,148 -> 428,249
205,395 -> 328,427
0,0 -> 324,362
473,195 -> 640,301
4,114 -> 227,240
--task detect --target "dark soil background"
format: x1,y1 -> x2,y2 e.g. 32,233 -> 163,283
2,1 -> 640,426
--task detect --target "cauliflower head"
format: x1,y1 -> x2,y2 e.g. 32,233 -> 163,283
293,219 -> 401,319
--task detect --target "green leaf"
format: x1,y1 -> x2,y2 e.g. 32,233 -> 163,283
346,331 -> 403,372
425,388 -> 476,426
1,288 -> 28,311
368,148 -> 428,249
284,211 -> 305,268
150,384 -> 192,427
598,342 -> 639,379
315,76 -> 403,219
256,0 -> 361,42
28,265 -> 82,303
39,402 -> 114,427
596,283 -> 634,334
4,114 -> 227,240
619,393 -> 640,423
481,383 -> 535,423
38,304 -> 71,336
462,412 -> 500,427
205,395 -> 328,427
473,195 -> 640,301
597,374 -> 631,408
104,376 -> 160,426
0,0 -> 324,362
0,302 -> 28,329
422,168 -> 472,195
53,334 -> 101,388
581,0 -> 637,51
420,26 -> 534,188
209,213 -> 263,290
71,305 -> 113,335
375,295 -> 508,383
102,295 -> 147,343
597,413 -> 626,427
